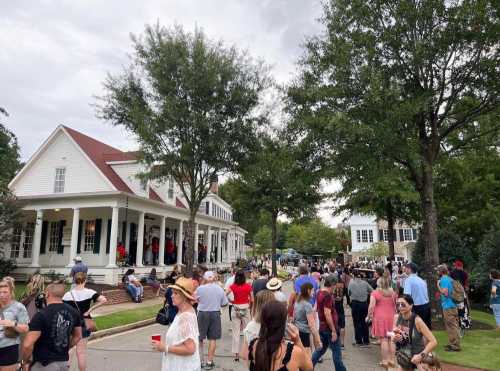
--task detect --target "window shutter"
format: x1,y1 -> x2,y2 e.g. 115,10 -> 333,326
57,220 -> 66,254
40,221 -> 49,254
121,221 -> 127,245
379,229 -> 383,241
106,219 -> 112,254
412,228 -> 417,240
77,220 -> 83,254
93,219 -> 102,254
399,229 -> 404,242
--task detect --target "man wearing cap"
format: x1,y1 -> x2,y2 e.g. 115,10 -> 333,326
437,264 -> 461,351
195,271 -> 228,370
403,262 -> 432,329
70,257 -> 88,285
450,259 -> 469,292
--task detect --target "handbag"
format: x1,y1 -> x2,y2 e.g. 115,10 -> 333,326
156,300 -> 171,325
70,291 -> 97,333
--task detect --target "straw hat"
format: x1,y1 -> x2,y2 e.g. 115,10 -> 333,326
168,277 -> 195,300
266,277 -> 283,291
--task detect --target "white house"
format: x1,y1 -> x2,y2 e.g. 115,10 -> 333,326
7,125 -> 247,284
348,214 -> 418,262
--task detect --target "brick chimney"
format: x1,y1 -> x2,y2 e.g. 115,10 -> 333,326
209,174 -> 219,194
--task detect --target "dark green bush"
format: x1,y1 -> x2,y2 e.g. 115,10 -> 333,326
472,227 -> 500,303
0,256 -> 16,279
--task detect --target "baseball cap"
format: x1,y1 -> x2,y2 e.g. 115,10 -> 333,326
203,271 -> 215,281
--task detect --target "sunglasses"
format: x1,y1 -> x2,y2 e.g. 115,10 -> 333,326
396,302 -> 407,308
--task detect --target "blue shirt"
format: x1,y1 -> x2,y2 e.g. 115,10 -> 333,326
439,275 -> 456,310
195,283 -> 228,311
403,274 -> 429,306
294,275 -> 319,305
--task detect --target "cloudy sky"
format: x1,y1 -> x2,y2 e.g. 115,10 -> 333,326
1,0 -> 345,226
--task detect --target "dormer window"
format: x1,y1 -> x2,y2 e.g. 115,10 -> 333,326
54,168 -> 66,193
168,176 -> 174,199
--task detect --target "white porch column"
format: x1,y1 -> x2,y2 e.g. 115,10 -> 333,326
107,207 -> 119,267
217,228 -> 222,264
67,208 -> 80,267
176,220 -> 183,265
159,216 -> 166,267
207,228 -> 212,263
136,211 -> 145,267
31,210 -> 44,267
194,223 -> 199,264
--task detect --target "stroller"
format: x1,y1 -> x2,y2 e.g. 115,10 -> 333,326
458,296 -> 472,337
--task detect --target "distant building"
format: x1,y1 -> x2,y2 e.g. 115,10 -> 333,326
348,214 -> 418,262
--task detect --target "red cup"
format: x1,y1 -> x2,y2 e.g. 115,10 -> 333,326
151,334 -> 161,342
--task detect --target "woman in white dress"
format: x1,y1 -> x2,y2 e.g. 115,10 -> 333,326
152,277 -> 200,371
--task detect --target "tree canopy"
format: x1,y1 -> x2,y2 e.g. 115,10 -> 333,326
97,24 -> 270,273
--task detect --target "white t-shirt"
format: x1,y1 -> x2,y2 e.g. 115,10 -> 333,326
243,320 -> 261,344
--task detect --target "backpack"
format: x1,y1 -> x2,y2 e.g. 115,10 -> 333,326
451,279 -> 465,303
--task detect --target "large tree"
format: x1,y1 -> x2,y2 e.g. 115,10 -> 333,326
97,25 -> 269,274
232,134 -> 323,276
0,108 -> 22,259
289,0 -> 500,307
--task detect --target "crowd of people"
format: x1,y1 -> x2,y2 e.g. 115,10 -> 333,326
1,255 -> 500,371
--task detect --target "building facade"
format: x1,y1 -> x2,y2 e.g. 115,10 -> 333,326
7,126 -> 247,284
348,214 -> 418,262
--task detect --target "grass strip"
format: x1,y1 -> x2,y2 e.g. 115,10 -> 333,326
94,304 -> 163,331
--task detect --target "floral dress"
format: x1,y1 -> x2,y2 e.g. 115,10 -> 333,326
162,310 -> 200,371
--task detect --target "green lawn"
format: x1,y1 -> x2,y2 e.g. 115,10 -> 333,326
94,303 -> 162,331
434,309 -> 500,371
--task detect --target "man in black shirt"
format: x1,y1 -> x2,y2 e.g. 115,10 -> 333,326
252,268 -> 269,296
22,283 -> 82,371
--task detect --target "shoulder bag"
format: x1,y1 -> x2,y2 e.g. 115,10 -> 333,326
70,290 -> 97,332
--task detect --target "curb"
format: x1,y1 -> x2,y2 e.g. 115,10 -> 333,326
89,318 -> 156,341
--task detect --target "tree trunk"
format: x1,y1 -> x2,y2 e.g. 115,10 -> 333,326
184,211 -> 197,276
271,211 -> 278,277
419,160 -> 440,315
386,200 -> 395,260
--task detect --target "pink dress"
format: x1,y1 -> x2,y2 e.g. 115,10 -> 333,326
371,290 -> 397,337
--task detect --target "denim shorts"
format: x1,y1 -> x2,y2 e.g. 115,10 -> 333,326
492,304 -> 500,326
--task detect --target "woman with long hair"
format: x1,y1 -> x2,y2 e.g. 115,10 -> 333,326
152,277 -> 200,370
63,272 -> 107,371
228,269 -> 253,362
367,274 -> 397,368
248,301 -> 312,371
122,268 -> 144,303
241,290 -> 276,361
392,295 -> 439,371
293,282 -> 321,356
0,278 -> 29,371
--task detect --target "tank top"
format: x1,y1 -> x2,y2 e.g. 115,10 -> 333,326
248,338 -> 294,371
395,314 -> 425,355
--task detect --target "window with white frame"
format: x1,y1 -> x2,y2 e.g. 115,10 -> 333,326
49,222 -> 61,252
403,228 -> 413,241
54,168 -> 66,193
369,230 -> 374,242
23,222 -> 35,258
168,176 -> 174,199
356,230 -> 361,243
383,229 -> 389,242
361,230 -> 368,243
84,220 -> 96,252
10,224 -> 22,258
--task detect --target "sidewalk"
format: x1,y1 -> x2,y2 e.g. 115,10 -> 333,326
92,296 -> 164,317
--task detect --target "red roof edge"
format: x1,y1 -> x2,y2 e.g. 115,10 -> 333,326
149,188 -> 164,203
176,197 -> 187,209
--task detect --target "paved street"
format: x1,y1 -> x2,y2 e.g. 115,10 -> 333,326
70,281 -> 383,370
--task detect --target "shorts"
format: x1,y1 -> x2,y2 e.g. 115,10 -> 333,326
198,311 -> 222,340
0,344 -> 19,366
31,361 -> 70,371
335,301 -> 346,329
299,331 -> 311,347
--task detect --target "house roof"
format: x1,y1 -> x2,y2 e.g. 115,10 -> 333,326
62,126 -> 179,207
176,197 -> 187,209
63,126 -> 134,194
